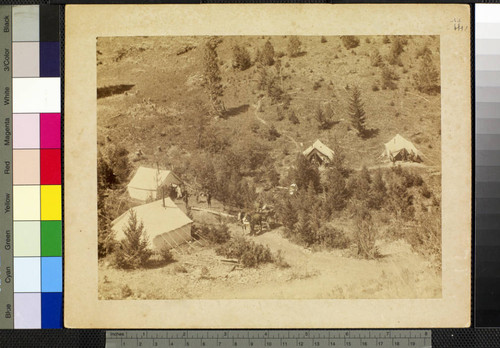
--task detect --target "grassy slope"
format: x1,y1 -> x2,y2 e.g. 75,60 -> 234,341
97,35 -> 441,182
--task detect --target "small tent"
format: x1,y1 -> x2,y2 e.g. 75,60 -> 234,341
302,139 -> 335,165
112,198 -> 193,251
382,134 -> 422,162
127,167 -> 182,201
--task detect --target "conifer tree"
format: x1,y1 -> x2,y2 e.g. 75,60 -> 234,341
287,36 -> 302,58
260,40 -> 275,66
203,38 -> 226,117
414,50 -> 440,95
370,49 -> 384,67
114,210 -> 152,269
369,169 -> 386,210
348,86 -> 367,137
323,167 -> 349,214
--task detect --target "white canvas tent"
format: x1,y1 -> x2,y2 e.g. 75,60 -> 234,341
112,197 -> 193,251
302,139 -> 335,165
381,134 -> 422,162
127,166 -> 182,201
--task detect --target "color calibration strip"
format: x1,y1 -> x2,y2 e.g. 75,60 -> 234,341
0,5 -> 61,329
476,4 -> 500,327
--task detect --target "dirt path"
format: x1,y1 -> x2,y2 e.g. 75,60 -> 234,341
220,223 -> 441,299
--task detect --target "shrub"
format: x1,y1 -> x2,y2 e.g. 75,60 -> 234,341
315,103 -> 334,130
321,36 -> 327,43
316,225 -> 350,249
121,285 -> 133,298
341,36 -> 360,49
421,184 -> 432,198
287,36 -> 302,58
158,245 -> 175,263
201,224 -> 231,245
251,121 -> 260,133
276,106 -> 285,121
381,66 -> 399,90
313,81 -> 321,90
274,250 -> 291,268
267,125 -> 281,141
370,49 -> 384,68
372,84 -> 379,92
232,44 -> 252,70
216,236 -> 273,267
382,35 -> 391,44
114,210 -> 153,269
288,109 -> 300,124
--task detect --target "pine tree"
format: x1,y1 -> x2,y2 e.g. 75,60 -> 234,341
388,37 -> 404,65
323,167 -> 349,214
414,50 -> 440,95
369,169 -> 386,210
260,40 -> 275,66
287,36 -> 302,58
370,49 -> 384,67
114,210 -> 152,269
293,154 -> 321,193
203,38 -> 226,117
348,86 -> 367,137
97,187 -> 115,258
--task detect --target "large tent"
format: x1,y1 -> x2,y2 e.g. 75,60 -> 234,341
127,166 -> 182,201
112,197 -> 193,251
381,134 -> 422,162
302,139 -> 335,165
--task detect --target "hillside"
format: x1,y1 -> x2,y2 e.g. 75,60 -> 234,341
96,35 -> 441,181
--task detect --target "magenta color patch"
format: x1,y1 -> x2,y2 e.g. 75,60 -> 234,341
14,293 -> 41,328
40,113 -> 60,148
13,113 -> 39,149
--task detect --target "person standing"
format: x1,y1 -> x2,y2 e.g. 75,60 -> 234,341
207,192 -> 212,208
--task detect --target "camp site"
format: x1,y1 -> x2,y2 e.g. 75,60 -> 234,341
97,35 -> 442,300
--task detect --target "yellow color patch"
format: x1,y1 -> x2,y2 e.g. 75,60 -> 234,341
41,185 -> 61,220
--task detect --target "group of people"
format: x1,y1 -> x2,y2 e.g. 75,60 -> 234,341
196,191 -> 212,207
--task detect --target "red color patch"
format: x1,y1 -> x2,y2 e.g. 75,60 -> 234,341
40,149 -> 61,185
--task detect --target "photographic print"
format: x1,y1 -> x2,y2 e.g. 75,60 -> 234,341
96,34 -> 442,301
64,4 -> 470,328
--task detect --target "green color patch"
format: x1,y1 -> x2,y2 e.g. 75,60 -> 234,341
41,221 -> 62,256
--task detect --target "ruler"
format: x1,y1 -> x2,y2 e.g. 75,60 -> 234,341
106,330 -> 431,348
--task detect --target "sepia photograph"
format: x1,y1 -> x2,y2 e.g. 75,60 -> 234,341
96,34 -> 442,300
64,4 -> 470,328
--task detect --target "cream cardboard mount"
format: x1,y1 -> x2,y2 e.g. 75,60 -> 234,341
64,4 -> 471,328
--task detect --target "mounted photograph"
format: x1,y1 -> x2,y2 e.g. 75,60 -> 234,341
64,4 -> 471,328
96,34 -> 443,300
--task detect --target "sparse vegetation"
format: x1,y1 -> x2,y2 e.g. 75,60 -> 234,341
97,35 -> 443,300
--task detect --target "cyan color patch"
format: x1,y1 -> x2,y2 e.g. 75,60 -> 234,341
41,257 -> 62,292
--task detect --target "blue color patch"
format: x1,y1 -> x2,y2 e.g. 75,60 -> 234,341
40,41 -> 59,77
41,292 -> 62,329
41,256 -> 62,292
